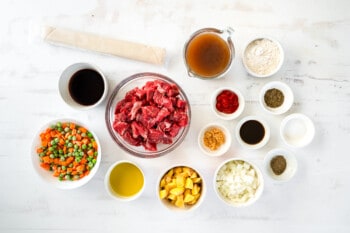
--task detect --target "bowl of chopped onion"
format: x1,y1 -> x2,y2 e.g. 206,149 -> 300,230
214,158 -> 264,207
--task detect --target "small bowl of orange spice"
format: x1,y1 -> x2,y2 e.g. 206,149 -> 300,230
198,123 -> 231,157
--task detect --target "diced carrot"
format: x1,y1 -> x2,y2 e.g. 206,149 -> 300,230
53,170 -> 60,177
81,157 -> 87,164
42,156 -> 50,163
40,163 -> 50,170
78,127 -> 87,133
92,141 -> 98,150
69,123 -> 76,130
75,134 -> 82,141
87,150 -> 94,157
82,138 -> 89,145
37,148 -> 43,153
76,165 -> 85,172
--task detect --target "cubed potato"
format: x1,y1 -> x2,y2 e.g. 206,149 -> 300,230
170,187 -> 185,196
159,189 -> 168,199
175,195 -> 184,208
185,177 -> 193,189
184,193 -> 195,203
176,175 -> 185,188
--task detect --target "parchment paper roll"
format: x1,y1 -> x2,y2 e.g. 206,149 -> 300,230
42,26 -> 166,65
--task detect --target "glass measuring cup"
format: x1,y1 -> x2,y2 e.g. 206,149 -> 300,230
183,27 -> 235,79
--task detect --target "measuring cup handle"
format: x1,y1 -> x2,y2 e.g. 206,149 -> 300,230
226,27 -> 235,36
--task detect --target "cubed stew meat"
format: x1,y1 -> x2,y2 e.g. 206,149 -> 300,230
113,80 -> 189,151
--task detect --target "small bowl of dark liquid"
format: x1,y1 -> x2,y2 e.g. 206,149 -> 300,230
184,27 -> 235,79
59,63 -> 108,110
235,116 -> 270,149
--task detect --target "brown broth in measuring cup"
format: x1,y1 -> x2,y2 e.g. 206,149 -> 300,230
184,28 -> 234,79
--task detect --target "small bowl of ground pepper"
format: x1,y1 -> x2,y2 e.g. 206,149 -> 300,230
264,148 -> 297,182
211,87 -> 245,120
198,123 -> 231,157
259,81 -> 294,115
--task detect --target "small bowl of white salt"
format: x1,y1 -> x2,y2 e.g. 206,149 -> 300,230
280,113 -> 315,148
242,36 -> 284,78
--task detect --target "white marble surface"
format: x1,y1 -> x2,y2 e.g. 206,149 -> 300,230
1,0 -> 350,232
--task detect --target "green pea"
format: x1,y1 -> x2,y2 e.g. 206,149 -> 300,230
49,154 -> 55,159
60,156 -> 65,161
61,166 -> 66,171
58,176 -> 63,181
67,143 -> 73,148
54,138 -> 59,143
82,144 -> 87,150
87,132 -> 93,138
64,127 -> 70,132
81,133 -> 86,138
72,136 -> 77,141
65,174 -> 71,180
59,149 -> 63,154
79,151 -> 84,156
56,122 -> 62,128
92,159 -> 97,164
69,163 -> 73,168
77,130 -> 81,134
88,162 -> 94,168
39,152 -> 45,157
74,144 -> 79,150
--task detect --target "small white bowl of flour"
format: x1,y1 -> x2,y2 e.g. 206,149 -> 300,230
242,37 -> 284,78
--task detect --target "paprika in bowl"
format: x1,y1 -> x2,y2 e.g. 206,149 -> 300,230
211,87 -> 245,120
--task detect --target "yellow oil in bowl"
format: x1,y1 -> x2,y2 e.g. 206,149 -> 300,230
108,162 -> 144,198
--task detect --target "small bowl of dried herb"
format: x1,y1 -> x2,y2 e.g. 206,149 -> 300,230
198,123 -> 231,157
259,81 -> 294,115
264,148 -> 297,182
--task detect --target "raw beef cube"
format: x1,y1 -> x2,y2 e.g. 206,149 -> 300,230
122,131 -> 141,146
143,140 -> 157,151
168,124 -> 181,138
156,107 -> 170,123
148,128 -> 164,144
131,121 -> 148,139
113,121 -> 129,136
128,101 -> 142,120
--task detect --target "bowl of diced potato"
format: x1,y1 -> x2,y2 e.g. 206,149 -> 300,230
158,165 -> 205,211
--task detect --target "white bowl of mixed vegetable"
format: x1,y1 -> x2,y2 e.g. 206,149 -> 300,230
31,119 -> 101,189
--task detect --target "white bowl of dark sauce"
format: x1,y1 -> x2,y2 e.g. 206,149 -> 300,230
235,115 -> 270,149
59,63 -> 108,110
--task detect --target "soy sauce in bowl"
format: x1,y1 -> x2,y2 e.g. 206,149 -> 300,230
240,120 -> 265,145
69,69 -> 105,106
235,116 -> 270,150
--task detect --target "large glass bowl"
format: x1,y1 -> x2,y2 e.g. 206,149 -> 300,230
105,72 -> 191,158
